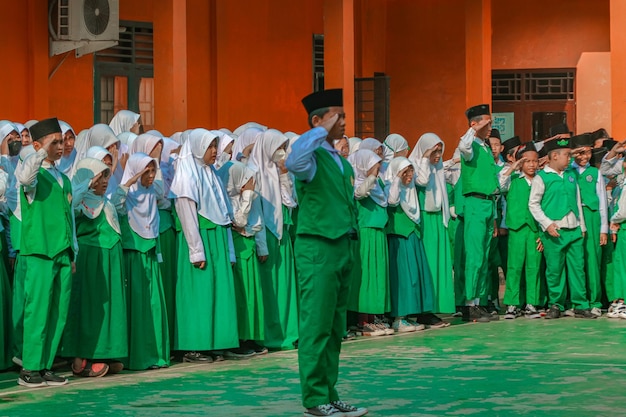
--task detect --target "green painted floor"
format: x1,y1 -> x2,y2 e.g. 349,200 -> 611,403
1,317 -> 625,417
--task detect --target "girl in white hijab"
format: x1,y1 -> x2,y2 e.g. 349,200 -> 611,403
409,133 -> 454,323
109,110 -> 141,136
116,152 -> 169,370
215,133 -> 235,170
385,157 -> 436,332
348,137 -> 362,155
359,138 -> 384,158
381,133 -> 410,179
56,121 -> 76,176
231,127 -> 263,163
346,149 -> 392,336
233,121 -> 267,137
62,158 -> 126,378
71,124 -> 121,196
247,128 -> 299,350
217,160 -> 268,354
169,128 -> 243,361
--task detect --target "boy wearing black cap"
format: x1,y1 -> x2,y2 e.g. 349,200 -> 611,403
286,89 -> 367,417
15,118 -> 76,387
569,133 -> 608,317
528,138 -> 593,319
457,104 -> 499,322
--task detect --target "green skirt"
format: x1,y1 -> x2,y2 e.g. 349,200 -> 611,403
388,231 -> 435,317
348,227 -> 390,314
62,243 -> 128,359
158,227 -> 177,344
11,254 -> 25,358
258,228 -> 299,350
175,226 -> 239,351
421,211 -> 455,313
612,228 -> 626,300
232,233 -> 265,342
0,248 -> 11,370
124,249 -> 169,370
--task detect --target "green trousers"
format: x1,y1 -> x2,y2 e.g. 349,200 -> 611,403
463,197 -> 495,303
22,251 -> 72,371
11,254 -> 25,358
503,225 -> 542,306
612,228 -> 626,300
542,227 -> 589,310
582,207 -> 602,308
602,240 -> 616,301
453,217 -> 466,306
295,234 -> 352,409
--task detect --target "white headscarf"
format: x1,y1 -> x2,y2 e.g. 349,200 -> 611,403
72,124 -> 119,176
87,146 -> 112,161
387,157 -> 421,224
217,160 -> 263,235
410,132 -> 450,226
384,134 -> 409,158
233,122 -> 267,137
72,157 -> 120,234
215,133 -> 235,170
120,153 -> 159,239
0,120 -> 18,140
118,132 -> 138,147
56,121 -> 77,175
169,128 -> 232,225
248,129 -> 289,239
231,127 -> 263,162
348,149 -> 387,207
24,120 -> 38,129
109,110 -> 140,135
129,133 -> 163,159
170,131 -> 183,144
348,137 -> 362,155
360,138 -> 383,154
7,145 -> 36,217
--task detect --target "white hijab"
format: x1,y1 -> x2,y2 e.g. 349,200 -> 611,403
215,133 -> 235,170
109,110 -> 140,136
120,153 -> 159,239
118,132 -> 138,147
348,137 -> 361,155
359,138 -> 383,154
0,120 -> 17,140
129,133 -> 163,160
72,124 -> 119,176
384,134 -> 409,158
348,149 -> 387,207
160,137 -> 180,197
56,121 -> 77,176
248,129 -> 289,239
410,132 -> 450,226
72,157 -> 120,234
87,146 -> 112,162
231,127 -> 263,162
217,160 -> 263,235
387,157 -> 421,224
169,128 -> 232,225
233,121 -> 267,137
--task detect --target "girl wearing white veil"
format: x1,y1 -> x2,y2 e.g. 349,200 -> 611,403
247,128 -> 299,350
231,127 -> 263,163
410,133 -> 454,324
109,110 -> 141,136
385,157 -> 436,332
56,121 -> 76,176
170,128 -> 243,361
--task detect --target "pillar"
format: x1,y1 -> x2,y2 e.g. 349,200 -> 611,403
465,0 -> 492,108
610,0 -> 626,138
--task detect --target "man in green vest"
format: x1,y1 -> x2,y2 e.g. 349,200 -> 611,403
286,89 -> 368,417
458,104 -> 499,322
528,137 -> 594,319
15,118 -> 76,387
569,133 -> 608,317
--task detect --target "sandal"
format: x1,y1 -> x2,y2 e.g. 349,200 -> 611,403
71,358 -> 109,377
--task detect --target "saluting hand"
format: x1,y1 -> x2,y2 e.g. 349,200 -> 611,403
320,113 -> 339,134
124,167 -> 149,187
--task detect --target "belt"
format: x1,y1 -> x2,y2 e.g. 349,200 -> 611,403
465,192 -> 498,201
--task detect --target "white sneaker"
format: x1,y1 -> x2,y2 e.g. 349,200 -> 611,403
392,319 -> 416,333
374,319 -> 395,335
608,302 -> 626,318
524,304 -> 541,319
358,323 -> 385,337
504,305 -> 517,319
564,309 -> 576,317
590,307 -> 602,318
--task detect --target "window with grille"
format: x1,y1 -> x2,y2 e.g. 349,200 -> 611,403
492,70 -> 575,102
355,74 -> 390,139
313,34 -> 324,92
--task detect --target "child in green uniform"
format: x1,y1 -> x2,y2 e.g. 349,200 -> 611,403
528,138 -> 594,319
117,152 -> 170,369
63,158 -> 127,377
16,118 -> 75,387
609,177 -> 626,316
569,133 -> 608,317
0,167 -> 10,370
170,129 -> 243,362
499,143 -> 544,319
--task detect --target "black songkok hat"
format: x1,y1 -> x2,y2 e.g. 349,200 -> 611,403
301,89 -> 343,114
489,128 -> 501,140
30,118 -> 62,142
570,133 -> 594,149
548,123 -> 571,137
515,141 -> 538,159
502,136 -> 521,154
590,148 -> 608,166
543,137 -> 571,154
590,128 -> 609,141
465,104 -> 490,121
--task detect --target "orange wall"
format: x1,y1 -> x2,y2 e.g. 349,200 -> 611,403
385,0 -> 468,156
355,0 -> 387,78
576,52 -> 611,135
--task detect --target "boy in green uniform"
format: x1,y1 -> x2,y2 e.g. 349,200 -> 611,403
16,118 -> 76,387
458,104 -> 499,322
569,133 -> 608,317
528,138 -> 594,319
286,89 -> 367,417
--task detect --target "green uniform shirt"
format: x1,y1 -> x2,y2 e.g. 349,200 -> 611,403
76,209 -> 121,250
506,175 -> 538,232
357,183 -> 389,229
386,204 -> 420,238
537,169 -> 579,220
571,165 -> 600,211
461,140 -> 499,196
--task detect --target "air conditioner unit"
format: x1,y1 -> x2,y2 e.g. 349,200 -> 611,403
49,0 -> 119,57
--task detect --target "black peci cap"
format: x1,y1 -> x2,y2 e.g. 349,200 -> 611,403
29,118 -> 62,142
489,128 -> 501,140
543,137 -> 571,154
301,89 -> 343,114
548,123 -> 571,138
570,133 -> 594,149
515,141 -> 537,159
502,136 -> 521,154
465,104 -> 490,121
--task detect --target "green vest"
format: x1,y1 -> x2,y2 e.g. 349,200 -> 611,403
20,168 -> 73,258
461,140 -> 499,196
120,215 -> 156,253
505,176 -> 538,232
295,148 -> 358,239
357,181 -> 388,229
454,180 -> 465,217
386,204 -> 420,238
76,209 -> 121,250
572,165 -> 600,212
159,207 -> 174,233
537,169 -> 579,220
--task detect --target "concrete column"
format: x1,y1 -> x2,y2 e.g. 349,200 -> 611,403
610,0 -> 626,138
465,0 -> 492,108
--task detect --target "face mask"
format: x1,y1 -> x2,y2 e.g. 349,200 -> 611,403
271,149 -> 286,164
217,152 -> 231,167
8,141 -> 22,157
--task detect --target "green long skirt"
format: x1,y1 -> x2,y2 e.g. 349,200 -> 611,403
158,227 -> 177,344
0,248 -> 11,370
611,228 -> 626,300
62,243 -> 128,359
258,228 -> 299,350
124,249 -> 169,370
348,227 -> 390,314
422,211 -> 455,313
175,226 -> 239,351
388,231 -> 435,317
232,233 -> 265,342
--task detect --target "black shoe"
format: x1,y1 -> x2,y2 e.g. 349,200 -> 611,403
224,347 -> 255,359
574,309 -> 597,319
467,306 -> 490,322
480,306 -> 499,321
245,341 -> 269,355
331,400 -> 368,416
545,305 -> 561,319
17,369 -> 47,388
183,351 -> 213,363
40,370 -> 68,386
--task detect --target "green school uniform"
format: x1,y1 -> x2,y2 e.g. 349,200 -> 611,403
0,236 -> 11,370
452,180 -> 466,306
158,207 -> 177,343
